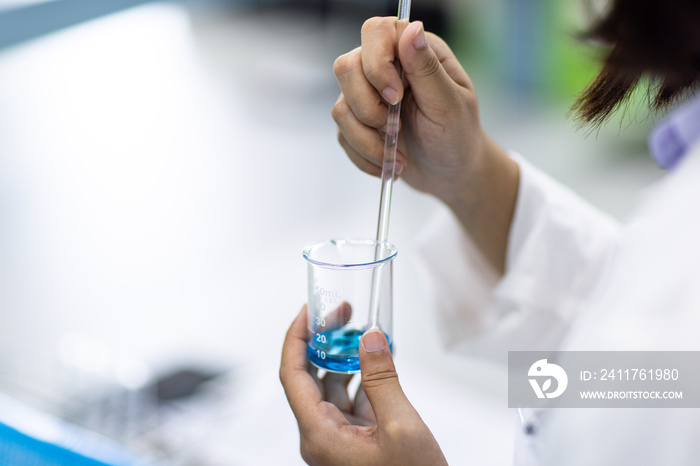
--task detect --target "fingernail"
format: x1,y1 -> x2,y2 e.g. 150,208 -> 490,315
382,87 -> 399,105
362,330 -> 386,353
413,22 -> 426,50
395,159 -> 406,176
339,301 -> 352,320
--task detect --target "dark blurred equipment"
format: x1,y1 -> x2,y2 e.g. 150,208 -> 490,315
150,367 -> 223,402
260,0 -> 449,38
406,2 -> 448,38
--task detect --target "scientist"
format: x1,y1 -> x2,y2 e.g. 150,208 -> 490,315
280,0 -> 700,464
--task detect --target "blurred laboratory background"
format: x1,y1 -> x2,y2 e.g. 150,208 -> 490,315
0,0 -> 663,464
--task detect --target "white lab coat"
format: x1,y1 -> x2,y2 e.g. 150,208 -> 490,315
416,142 -> 700,464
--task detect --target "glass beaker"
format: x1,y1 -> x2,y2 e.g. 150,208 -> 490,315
303,238 -> 397,373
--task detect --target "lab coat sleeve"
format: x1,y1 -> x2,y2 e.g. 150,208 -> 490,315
414,152 -> 621,362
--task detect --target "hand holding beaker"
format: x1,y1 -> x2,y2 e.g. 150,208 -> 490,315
280,306 -> 447,466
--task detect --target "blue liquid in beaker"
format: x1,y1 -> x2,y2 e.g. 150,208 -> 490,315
307,327 -> 392,373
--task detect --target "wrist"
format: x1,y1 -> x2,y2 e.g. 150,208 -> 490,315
442,132 -> 520,273
441,133 -> 516,211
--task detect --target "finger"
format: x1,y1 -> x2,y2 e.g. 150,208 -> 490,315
397,21 -> 471,113
308,300 -> 351,396
340,132 -> 406,178
322,372 -> 354,413
339,132 -> 383,178
358,330 -> 414,426
306,301 -> 352,394
280,305 -> 325,426
332,93 -> 384,163
360,17 -> 404,105
333,97 -> 407,176
317,301 -> 353,334
334,49 -> 389,129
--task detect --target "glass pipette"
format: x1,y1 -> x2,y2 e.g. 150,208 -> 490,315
368,0 -> 411,330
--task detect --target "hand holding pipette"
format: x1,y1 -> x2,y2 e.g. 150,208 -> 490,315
332,17 -> 518,272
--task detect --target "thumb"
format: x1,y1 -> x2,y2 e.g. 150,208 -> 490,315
398,21 -> 462,110
358,330 -> 412,423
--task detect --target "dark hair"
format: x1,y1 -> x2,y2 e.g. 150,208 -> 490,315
572,0 -> 700,127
